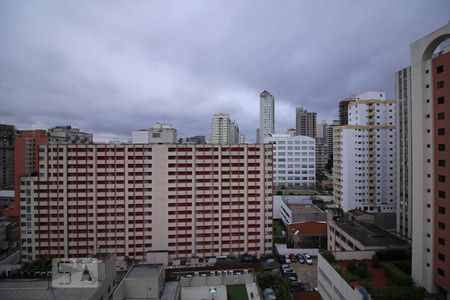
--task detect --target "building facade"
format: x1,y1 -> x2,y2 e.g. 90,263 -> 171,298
333,91 -> 396,212
338,96 -> 356,126
295,108 -> 316,138
408,23 -> 450,297
47,126 -> 93,144
0,124 -> 15,190
264,134 -> 315,187
4,130 -> 48,218
19,144 -> 273,262
259,90 -> 275,143
395,67 -> 412,240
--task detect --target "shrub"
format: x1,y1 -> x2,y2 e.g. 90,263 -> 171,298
357,266 -> 369,279
372,254 -> 381,268
358,261 -> 368,269
347,260 -> 356,272
383,263 -> 413,287
321,251 -> 336,264
375,249 -> 411,261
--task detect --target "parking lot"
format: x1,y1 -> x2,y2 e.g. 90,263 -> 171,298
290,257 -> 318,289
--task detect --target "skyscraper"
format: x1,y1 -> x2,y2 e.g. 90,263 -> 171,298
295,108 -> 316,138
259,90 -> 275,143
333,91 -> 396,212
407,23 -> 450,296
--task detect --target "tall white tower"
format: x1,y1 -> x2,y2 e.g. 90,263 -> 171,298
259,90 -> 275,143
333,91 -> 396,212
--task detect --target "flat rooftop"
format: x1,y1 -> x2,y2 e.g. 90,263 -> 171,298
288,204 -> 323,214
337,221 -> 408,248
127,264 -> 163,278
0,280 -> 99,300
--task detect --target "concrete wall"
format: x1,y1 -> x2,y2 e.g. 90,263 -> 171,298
317,253 -> 365,300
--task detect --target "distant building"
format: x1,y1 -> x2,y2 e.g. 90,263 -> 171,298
3,130 -> 48,218
184,135 -> 206,144
132,123 -> 177,144
239,134 -> 245,144
210,113 -> 240,144
333,91 -> 396,212
338,96 -> 356,125
47,125 -> 93,144
0,190 -> 14,215
316,120 -> 327,138
315,137 -> 327,175
229,120 -> 240,144
265,134 -> 315,187
295,108 -> 317,138
0,124 -> 15,190
259,90 -> 275,143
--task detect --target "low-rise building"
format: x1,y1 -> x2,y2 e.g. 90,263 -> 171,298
274,196 -> 326,225
327,209 -> 408,252
132,123 -> 178,144
48,126 -> 93,144
288,221 -> 327,249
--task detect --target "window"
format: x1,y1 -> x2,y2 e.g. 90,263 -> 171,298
438,237 -> 445,245
438,144 -> 446,151
438,128 -> 445,136
438,268 -> 445,277
439,160 -> 446,167
437,65 -> 444,74
438,253 -> 445,262
437,96 -> 445,104
437,81 -> 444,89
438,112 -> 445,120
438,206 -> 446,214
438,175 -> 446,183
438,222 -> 446,230
439,191 -> 446,198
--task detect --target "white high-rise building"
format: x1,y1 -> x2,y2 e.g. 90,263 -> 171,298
211,113 -> 230,144
333,91 -> 396,212
265,134 -> 315,187
211,113 -> 240,144
259,90 -> 275,143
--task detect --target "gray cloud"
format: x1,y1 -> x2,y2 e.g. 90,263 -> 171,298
1,0 -> 450,142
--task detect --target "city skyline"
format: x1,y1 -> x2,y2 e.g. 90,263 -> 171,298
1,1 -> 450,142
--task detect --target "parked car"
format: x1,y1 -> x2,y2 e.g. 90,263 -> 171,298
289,254 -> 297,263
303,253 -> 313,265
297,254 -> 306,264
284,254 -> 291,264
282,267 -> 295,274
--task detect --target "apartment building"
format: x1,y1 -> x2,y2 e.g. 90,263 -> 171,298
264,134 -> 315,187
19,144 -> 273,262
295,108 -> 317,138
210,113 -> 240,144
259,90 -> 275,143
408,23 -> 450,297
4,130 -> 48,218
333,91 -> 396,212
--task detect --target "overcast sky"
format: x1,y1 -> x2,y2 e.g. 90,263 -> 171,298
1,1 -> 450,142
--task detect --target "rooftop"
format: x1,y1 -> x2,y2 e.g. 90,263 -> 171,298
0,280 -> 99,300
127,263 -> 163,279
288,221 -> 327,236
337,221 -> 408,248
288,204 -> 323,214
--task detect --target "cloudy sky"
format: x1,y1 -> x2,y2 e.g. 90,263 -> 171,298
1,1 -> 450,142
